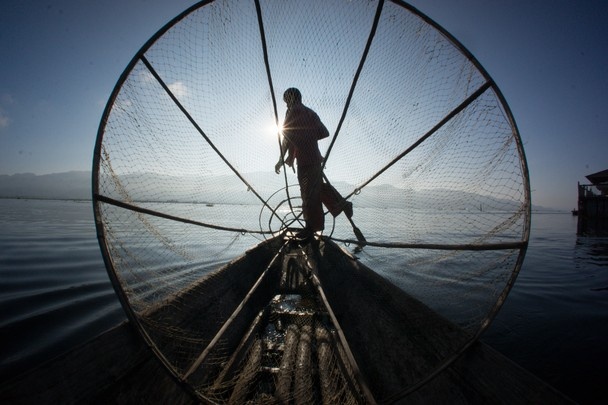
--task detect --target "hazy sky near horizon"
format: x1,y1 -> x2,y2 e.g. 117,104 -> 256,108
0,0 -> 606,210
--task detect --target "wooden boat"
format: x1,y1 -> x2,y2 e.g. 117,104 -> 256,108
75,2 -> 554,400
0,234 -> 573,404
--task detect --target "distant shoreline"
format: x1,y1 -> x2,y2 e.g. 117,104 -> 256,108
0,171 -> 570,212
0,196 -> 91,202
0,196 -> 570,214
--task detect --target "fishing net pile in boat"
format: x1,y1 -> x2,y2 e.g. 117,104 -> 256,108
93,0 -> 530,403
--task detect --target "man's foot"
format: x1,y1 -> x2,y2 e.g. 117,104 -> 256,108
294,229 -> 312,242
343,201 -> 353,219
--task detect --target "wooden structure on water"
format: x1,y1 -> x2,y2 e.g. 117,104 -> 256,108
1,236 -> 572,404
577,169 -> 608,236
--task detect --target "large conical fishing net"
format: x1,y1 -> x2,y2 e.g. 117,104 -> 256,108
93,0 -> 530,403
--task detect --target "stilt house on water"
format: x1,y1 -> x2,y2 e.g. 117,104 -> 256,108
577,169 -> 608,236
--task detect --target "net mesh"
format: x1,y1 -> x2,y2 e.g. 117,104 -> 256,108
93,0 -> 530,402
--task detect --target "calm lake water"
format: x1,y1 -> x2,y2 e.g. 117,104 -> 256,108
0,198 -> 606,403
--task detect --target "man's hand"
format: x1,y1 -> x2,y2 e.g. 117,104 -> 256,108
276,154 -> 295,174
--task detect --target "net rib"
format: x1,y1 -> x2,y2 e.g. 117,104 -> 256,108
328,237 -> 525,251
323,0 -> 385,170
182,242 -> 287,380
95,194 -> 271,235
309,272 -> 376,405
344,81 -> 493,200
139,55 -> 285,229
254,0 -> 298,218
254,0 -> 279,127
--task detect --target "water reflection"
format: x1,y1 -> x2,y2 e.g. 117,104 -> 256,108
575,238 -> 608,263
575,237 -> 608,292
483,213 -> 608,404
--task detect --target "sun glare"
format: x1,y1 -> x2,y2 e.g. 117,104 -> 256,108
264,120 -> 282,139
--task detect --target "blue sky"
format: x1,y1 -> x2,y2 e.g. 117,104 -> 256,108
0,0 -> 606,210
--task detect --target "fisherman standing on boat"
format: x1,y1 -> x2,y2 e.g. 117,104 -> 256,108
275,88 -> 353,240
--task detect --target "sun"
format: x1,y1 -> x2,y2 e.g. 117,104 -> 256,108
263,120 -> 282,139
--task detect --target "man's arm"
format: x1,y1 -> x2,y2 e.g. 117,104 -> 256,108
315,113 -> 329,140
275,136 -> 294,174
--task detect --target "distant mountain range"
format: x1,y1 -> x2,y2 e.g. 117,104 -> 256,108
0,171 -> 91,200
0,171 -> 555,211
